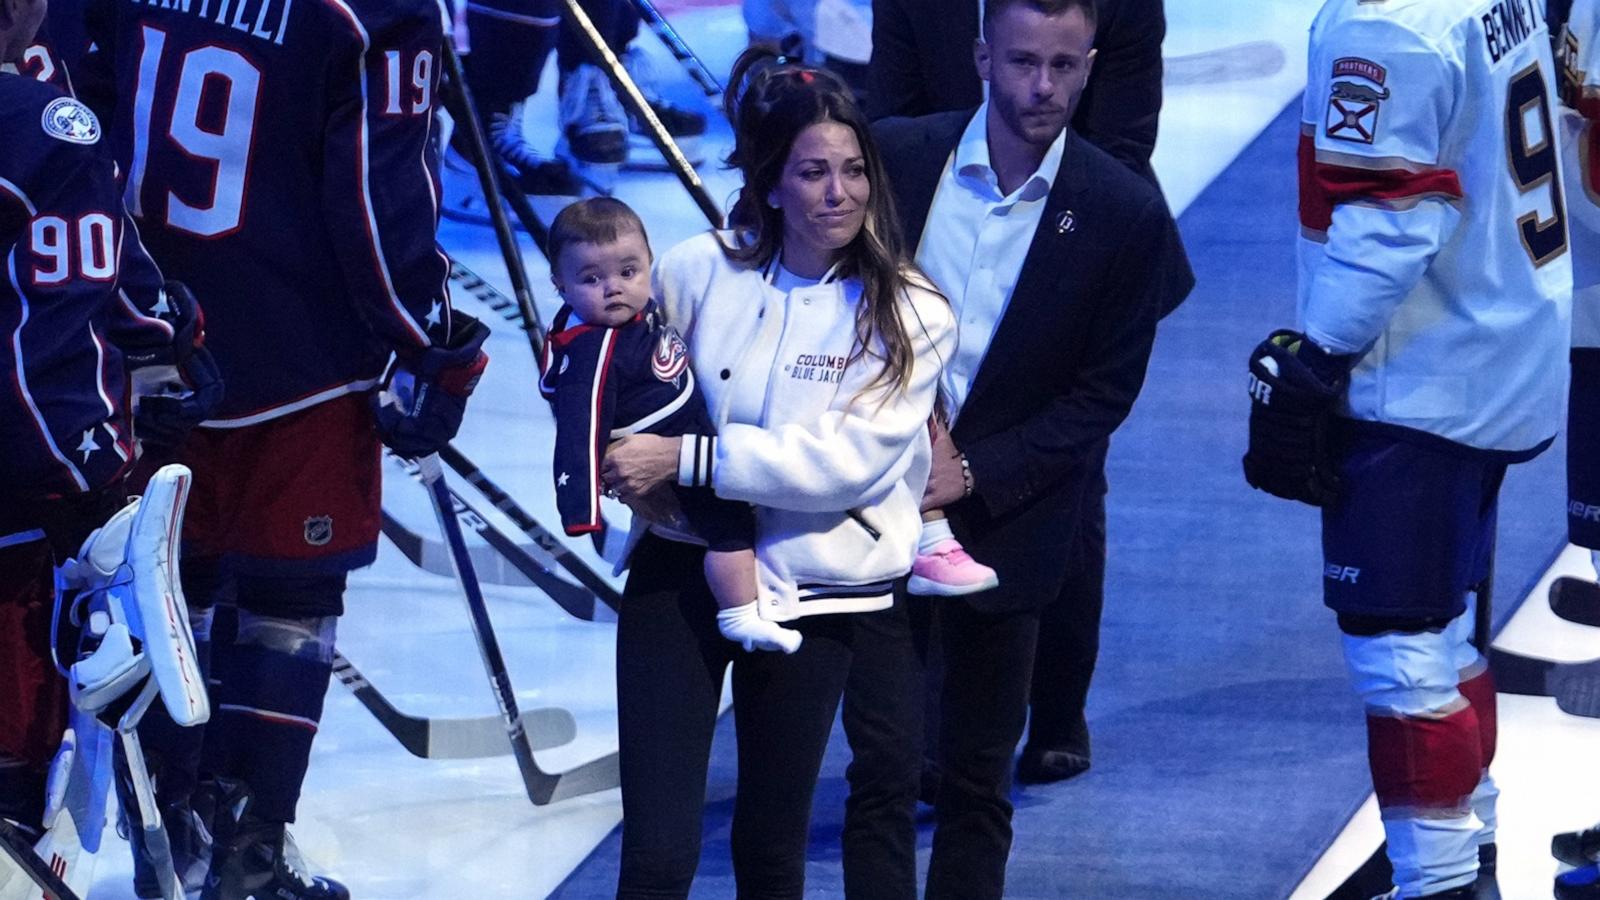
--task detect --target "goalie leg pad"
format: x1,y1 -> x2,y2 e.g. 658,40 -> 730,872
1343,619 -> 1483,897
58,465 -> 209,727
212,599 -> 339,823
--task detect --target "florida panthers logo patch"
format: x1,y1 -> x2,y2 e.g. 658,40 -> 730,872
304,515 -> 333,547
40,98 -> 100,145
1325,58 -> 1389,145
652,327 -> 690,382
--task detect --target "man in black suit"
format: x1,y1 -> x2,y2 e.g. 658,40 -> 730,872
870,0 -> 1164,181
839,1 -> 1192,896
865,0 -> 1173,789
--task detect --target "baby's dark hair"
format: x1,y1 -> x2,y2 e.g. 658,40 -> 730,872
547,197 -> 652,275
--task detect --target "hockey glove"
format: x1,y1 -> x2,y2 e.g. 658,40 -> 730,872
373,312 -> 491,459
126,281 -> 225,453
1242,329 -> 1353,507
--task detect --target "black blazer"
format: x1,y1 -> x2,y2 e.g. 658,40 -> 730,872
874,111 -> 1193,612
868,0 -> 1166,182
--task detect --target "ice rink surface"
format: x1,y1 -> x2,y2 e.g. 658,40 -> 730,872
71,1 -> 1600,897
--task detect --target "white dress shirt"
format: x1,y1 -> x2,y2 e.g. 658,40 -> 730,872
915,103 -> 1065,422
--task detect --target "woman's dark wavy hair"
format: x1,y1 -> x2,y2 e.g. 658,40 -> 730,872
720,47 -> 919,399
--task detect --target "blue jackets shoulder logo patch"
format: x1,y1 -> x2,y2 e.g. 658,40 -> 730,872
41,98 -> 100,145
652,327 -> 690,382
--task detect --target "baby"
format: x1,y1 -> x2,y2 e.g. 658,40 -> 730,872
540,197 -> 801,653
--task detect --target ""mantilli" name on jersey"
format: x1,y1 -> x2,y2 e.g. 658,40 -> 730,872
124,0 -> 294,47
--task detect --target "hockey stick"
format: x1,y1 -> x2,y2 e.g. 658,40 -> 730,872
626,0 -> 724,98
419,454 -> 621,804
1550,576 -> 1600,627
437,49 -> 558,255
331,652 -> 577,759
562,0 -> 724,227
1489,646 -> 1600,717
382,508 -> 590,601
385,450 -> 616,619
438,443 -> 624,612
382,500 -> 606,621
441,42 -> 549,356
0,819 -> 82,900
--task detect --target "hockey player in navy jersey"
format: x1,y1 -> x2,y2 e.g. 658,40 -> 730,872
81,0 -> 490,897
541,198 -> 801,653
0,0 -> 221,892
1244,0 -> 1572,896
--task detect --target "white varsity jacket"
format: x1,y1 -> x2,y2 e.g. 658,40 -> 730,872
650,230 -> 956,622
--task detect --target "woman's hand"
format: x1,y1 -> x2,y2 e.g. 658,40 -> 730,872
602,434 -> 682,504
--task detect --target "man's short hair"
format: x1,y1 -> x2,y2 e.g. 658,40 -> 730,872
982,0 -> 1098,39
547,197 -> 652,270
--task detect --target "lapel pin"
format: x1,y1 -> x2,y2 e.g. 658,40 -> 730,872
1055,210 -> 1076,234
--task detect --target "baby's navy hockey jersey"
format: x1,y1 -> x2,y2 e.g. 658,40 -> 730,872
541,301 -> 747,545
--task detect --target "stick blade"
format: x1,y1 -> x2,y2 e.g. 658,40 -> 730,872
1551,576 -> 1600,627
427,707 -> 579,759
1553,657 -> 1600,718
532,751 -> 622,806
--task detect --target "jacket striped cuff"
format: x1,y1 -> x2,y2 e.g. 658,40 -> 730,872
677,434 -> 716,488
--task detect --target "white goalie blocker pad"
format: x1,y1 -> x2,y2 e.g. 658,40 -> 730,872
57,464 -> 209,727
0,721 -> 114,900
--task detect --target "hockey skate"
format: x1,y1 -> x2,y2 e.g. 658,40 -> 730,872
907,538 -> 999,597
118,757 -> 228,898
557,64 -> 627,191
1559,864 -> 1600,899
486,109 -> 581,198
202,782 -> 346,900
621,47 -> 706,169
1557,822 -> 1600,868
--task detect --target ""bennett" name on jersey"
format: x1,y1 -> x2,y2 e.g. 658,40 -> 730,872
1482,0 -> 1545,64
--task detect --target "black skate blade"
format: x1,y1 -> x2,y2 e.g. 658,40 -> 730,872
1552,576 -> 1600,627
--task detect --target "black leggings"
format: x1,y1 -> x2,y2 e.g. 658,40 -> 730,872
616,535 -> 854,899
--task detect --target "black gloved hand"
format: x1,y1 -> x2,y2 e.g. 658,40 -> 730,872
1242,329 -> 1354,507
127,281 -> 224,453
373,312 -> 491,459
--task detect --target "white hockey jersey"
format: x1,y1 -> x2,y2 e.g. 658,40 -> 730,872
1558,0 -> 1600,345
1299,0 -> 1573,456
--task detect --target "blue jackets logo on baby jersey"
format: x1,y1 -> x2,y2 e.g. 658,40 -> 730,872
304,515 -> 333,547
40,98 -> 100,145
652,327 -> 690,382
